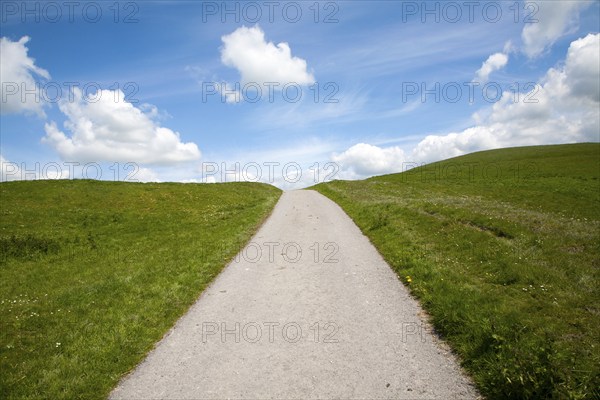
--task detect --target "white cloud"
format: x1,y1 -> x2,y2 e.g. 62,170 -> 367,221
521,1 -> 589,58
42,88 -> 201,165
220,25 -> 315,86
332,143 -> 405,179
0,36 -> 50,116
562,33 -> 600,103
336,34 -> 600,176
475,52 -> 508,83
411,126 -> 498,163
412,33 -> 599,162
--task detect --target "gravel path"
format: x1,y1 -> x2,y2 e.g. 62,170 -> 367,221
110,190 -> 479,399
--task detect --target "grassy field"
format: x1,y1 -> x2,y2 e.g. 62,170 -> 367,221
0,180 -> 281,399
313,143 -> 600,399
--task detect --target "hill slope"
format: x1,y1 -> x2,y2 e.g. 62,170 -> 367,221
0,180 -> 281,399
314,143 -> 599,399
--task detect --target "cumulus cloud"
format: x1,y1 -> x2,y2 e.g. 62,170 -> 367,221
414,33 -> 599,162
521,1 -> 589,58
220,25 -> 315,86
562,33 -> 600,103
0,36 -> 50,116
336,34 -> 600,177
332,143 -> 405,179
42,88 -> 201,165
475,52 -> 508,83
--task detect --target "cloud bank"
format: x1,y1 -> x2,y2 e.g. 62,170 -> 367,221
335,33 -> 600,178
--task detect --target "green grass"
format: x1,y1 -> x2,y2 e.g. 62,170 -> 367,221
0,180 -> 281,399
313,143 -> 600,399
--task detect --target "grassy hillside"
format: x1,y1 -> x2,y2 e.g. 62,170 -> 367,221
314,143 -> 599,399
0,180 -> 281,399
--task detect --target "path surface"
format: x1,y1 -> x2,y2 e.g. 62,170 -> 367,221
110,190 -> 478,399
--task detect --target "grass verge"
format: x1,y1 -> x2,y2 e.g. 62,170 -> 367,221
0,180 -> 281,399
313,143 -> 599,399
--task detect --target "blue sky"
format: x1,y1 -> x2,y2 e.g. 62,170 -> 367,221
1,1 -> 599,188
